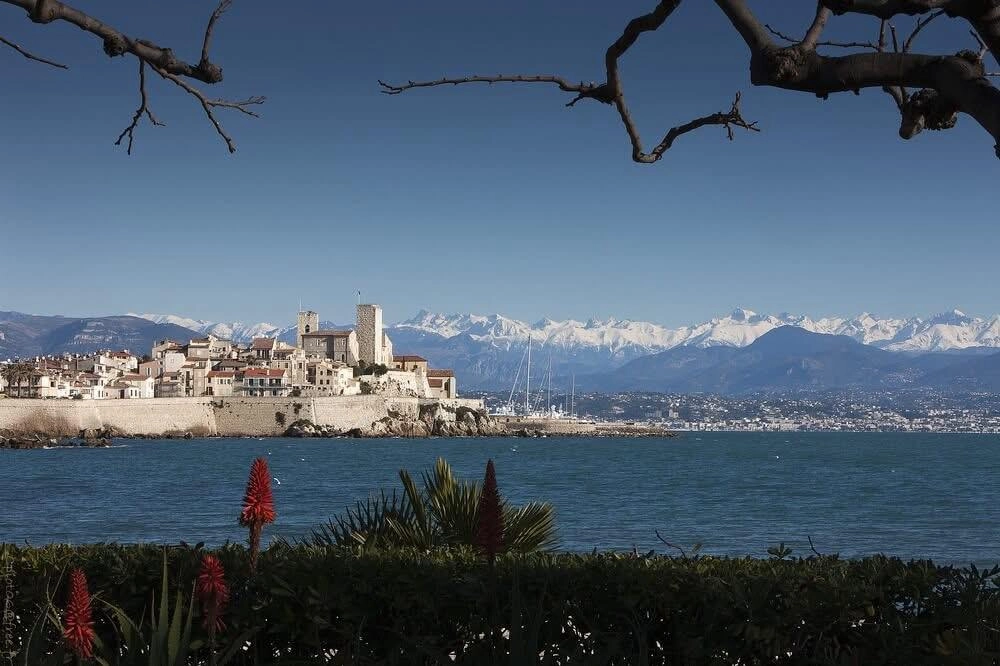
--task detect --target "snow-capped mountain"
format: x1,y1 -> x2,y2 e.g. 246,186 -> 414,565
393,308 -> 1000,354
131,314 -> 293,344
130,314 -> 343,345
127,308 -> 1000,389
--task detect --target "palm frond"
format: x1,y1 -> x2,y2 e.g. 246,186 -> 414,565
425,458 -> 481,546
301,489 -> 413,548
504,502 -> 558,553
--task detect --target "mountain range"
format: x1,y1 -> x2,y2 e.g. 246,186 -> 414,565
0,311 -> 200,361
4,308 -> 1000,393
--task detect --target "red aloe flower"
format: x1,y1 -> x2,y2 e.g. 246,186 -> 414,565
239,457 -> 276,571
196,554 -> 230,632
63,568 -> 96,660
475,459 -> 504,561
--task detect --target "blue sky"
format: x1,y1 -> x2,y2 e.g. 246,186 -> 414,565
1,1 -> 996,327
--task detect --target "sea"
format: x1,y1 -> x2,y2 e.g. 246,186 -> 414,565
2,433 -> 998,566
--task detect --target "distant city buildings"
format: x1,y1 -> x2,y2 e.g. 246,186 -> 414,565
0,302 -> 459,401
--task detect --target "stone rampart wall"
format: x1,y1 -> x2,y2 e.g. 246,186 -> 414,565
0,396 -> 485,437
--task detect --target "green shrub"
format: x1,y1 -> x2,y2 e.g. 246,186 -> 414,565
4,543 -> 999,665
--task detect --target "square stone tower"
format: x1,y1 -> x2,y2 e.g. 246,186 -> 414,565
356,304 -> 383,365
297,310 -> 318,349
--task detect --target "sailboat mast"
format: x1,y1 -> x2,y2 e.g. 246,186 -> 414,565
571,374 -> 575,418
525,334 -> 531,415
547,356 -> 551,414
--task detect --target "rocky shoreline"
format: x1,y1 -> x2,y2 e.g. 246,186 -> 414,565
0,426 -> 116,449
1,405 -> 672,447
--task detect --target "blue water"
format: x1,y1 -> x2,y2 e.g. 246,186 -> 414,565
2,433 -> 998,565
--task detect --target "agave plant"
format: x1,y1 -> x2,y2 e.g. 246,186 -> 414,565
309,458 -> 557,552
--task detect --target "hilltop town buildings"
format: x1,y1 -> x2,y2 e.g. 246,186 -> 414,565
0,303 -> 458,401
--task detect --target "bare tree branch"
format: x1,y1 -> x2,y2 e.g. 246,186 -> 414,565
115,59 -> 164,155
821,0 -> 968,19
380,0 -> 758,164
153,66 -> 264,153
638,92 -> 759,163
714,0 -> 1000,152
2,0 -> 263,153
820,0 -> 1000,64
802,3 -> 833,50
0,33 -> 66,68
764,23 -> 880,50
2,0 -> 226,83
878,19 -> 909,107
903,9 -> 945,52
385,0 -> 1000,161
199,0 -> 232,82
378,75 -> 610,107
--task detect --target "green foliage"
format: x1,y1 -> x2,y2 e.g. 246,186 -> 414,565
289,489 -> 414,549
10,546 -> 249,666
353,360 -> 389,378
7,544 -> 1000,665
304,458 -> 557,553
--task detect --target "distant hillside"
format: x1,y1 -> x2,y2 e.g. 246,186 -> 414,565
0,312 -> 199,359
919,350 -> 1000,392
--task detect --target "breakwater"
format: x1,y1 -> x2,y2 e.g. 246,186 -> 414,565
0,396 -> 488,439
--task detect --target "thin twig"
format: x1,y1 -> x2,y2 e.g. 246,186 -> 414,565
640,92 -> 759,163
764,24 -> 879,50
970,29 -> 989,61
378,75 -> 609,107
903,9 -> 944,53
655,530 -> 688,558
115,59 -> 165,155
0,34 -> 67,68
877,20 -> 907,107
154,66 -> 264,153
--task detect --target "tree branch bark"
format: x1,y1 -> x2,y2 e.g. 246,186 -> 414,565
2,0 -> 227,83
383,0 -> 1000,161
820,0 -> 1000,64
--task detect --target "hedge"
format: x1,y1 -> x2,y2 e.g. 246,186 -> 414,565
3,544 -> 1000,665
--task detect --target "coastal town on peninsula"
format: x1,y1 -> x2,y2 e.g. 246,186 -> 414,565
0,303 -> 458,402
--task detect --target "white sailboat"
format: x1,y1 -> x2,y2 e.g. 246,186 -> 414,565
493,333 -> 576,420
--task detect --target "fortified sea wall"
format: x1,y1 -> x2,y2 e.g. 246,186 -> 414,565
0,396 -> 485,437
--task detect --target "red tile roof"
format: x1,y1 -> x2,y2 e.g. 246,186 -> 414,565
207,371 -> 235,378
251,338 -> 276,350
427,369 -> 455,378
427,378 -> 444,388
394,355 -> 427,362
243,368 -> 286,378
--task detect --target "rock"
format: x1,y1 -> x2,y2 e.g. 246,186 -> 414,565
183,432 -> 193,440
